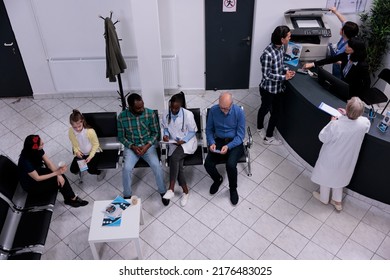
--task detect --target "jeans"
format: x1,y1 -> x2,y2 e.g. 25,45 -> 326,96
122,145 -> 165,197
257,87 -> 282,137
204,139 -> 244,189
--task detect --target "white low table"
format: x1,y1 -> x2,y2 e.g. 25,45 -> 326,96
88,198 -> 144,260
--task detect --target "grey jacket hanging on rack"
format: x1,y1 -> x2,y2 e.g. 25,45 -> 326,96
104,17 -> 127,82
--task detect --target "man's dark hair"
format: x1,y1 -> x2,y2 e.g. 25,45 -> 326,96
271,25 -> 290,45
342,21 -> 359,39
127,93 -> 142,109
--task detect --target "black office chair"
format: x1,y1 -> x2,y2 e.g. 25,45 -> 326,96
361,68 -> 390,115
205,107 -> 252,176
163,108 -> 205,167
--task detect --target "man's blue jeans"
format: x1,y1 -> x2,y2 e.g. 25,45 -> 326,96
122,145 -> 165,197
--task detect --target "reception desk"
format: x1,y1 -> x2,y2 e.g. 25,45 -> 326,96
277,72 -> 390,205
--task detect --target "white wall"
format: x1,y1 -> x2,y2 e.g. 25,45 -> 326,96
4,0 -> 389,96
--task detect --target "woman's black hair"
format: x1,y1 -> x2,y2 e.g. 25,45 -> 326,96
348,37 -> 367,62
20,135 -> 43,165
168,91 -> 186,124
271,25 -> 290,45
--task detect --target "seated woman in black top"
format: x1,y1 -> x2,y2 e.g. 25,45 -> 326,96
303,37 -> 370,99
18,135 -> 88,208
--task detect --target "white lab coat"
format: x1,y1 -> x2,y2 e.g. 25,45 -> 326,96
162,108 -> 198,156
311,115 -> 370,188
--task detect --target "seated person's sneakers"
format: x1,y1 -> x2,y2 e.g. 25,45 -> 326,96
163,189 -> 175,200
160,193 -> 170,206
229,188 -> 239,205
65,196 -> 89,208
180,193 -> 189,207
263,136 -> 282,146
209,176 -> 223,194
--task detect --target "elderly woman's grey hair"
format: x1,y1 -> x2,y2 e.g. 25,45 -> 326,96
346,96 -> 364,120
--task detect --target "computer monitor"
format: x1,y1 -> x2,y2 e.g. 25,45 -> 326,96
317,67 -> 350,102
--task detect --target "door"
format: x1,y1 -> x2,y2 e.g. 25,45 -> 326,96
205,0 -> 254,90
0,1 -> 33,97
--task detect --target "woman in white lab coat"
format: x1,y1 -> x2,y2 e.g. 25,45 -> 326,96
311,97 -> 370,211
162,92 -> 197,207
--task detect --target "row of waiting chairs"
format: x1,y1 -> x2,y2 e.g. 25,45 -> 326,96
0,155 -> 58,260
83,107 -> 252,177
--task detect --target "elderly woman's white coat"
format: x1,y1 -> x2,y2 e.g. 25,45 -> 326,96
311,115 -> 370,188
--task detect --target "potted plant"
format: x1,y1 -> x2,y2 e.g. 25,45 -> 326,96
359,0 -> 390,74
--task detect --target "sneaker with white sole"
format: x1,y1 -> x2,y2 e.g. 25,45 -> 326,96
263,136 -> 282,145
180,193 -> 189,207
257,128 -> 266,139
163,189 -> 175,200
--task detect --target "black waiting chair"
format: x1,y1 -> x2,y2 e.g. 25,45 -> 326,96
83,112 -> 121,170
205,107 -> 253,176
163,108 -> 205,167
361,68 -> 390,115
76,112 -> 122,184
0,196 -> 52,254
0,155 -> 57,211
6,251 -> 42,260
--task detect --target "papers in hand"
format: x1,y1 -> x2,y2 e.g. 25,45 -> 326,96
318,102 -> 342,118
213,149 -> 221,153
160,140 -> 178,144
77,159 -> 88,172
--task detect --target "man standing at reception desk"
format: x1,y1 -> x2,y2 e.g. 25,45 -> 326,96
257,25 -> 295,145
311,97 -> 370,211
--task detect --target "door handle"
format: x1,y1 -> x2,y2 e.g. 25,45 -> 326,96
241,36 -> 251,42
4,42 -> 14,47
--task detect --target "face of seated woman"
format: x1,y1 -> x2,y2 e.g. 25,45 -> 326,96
170,102 -> 181,115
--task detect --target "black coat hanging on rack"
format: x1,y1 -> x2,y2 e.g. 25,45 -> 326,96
101,11 -> 128,110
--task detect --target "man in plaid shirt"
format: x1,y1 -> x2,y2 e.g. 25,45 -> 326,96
117,93 -> 169,206
257,25 -> 295,146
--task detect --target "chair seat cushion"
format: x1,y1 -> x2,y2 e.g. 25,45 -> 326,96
12,210 -> 53,250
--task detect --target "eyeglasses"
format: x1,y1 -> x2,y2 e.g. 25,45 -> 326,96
220,103 -> 232,112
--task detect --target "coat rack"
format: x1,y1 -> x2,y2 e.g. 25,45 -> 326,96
99,11 -> 128,110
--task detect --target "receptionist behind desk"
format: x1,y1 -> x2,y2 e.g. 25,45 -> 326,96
303,37 -> 370,99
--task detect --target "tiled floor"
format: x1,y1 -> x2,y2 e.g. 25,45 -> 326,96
1,90 -> 390,260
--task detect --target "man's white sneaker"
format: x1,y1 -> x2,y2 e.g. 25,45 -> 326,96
257,128 -> 266,139
163,189 -> 175,200
263,136 -> 282,145
180,193 -> 189,207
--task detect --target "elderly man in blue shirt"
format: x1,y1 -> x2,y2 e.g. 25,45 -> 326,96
204,92 -> 245,205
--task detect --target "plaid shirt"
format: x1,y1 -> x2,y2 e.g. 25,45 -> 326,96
259,43 -> 289,94
117,108 -> 160,148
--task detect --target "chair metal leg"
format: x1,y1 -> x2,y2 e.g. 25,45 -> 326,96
246,150 -> 252,177
380,100 -> 390,115
78,172 -> 83,184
